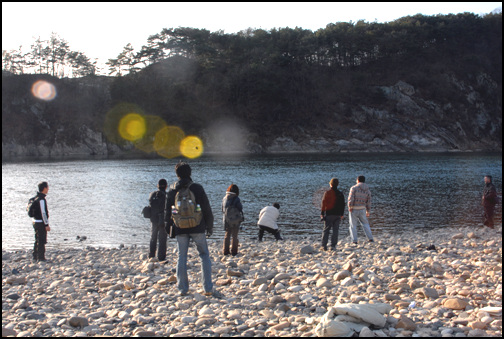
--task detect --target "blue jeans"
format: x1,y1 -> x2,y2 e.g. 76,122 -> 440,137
176,233 -> 213,294
349,209 -> 374,242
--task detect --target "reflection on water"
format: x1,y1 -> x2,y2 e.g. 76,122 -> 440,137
2,153 -> 501,250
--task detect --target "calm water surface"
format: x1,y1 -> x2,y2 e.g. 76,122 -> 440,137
2,153 -> 501,250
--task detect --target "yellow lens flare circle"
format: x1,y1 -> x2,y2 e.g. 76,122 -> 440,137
154,126 -> 186,159
31,80 -> 57,101
180,136 -> 204,159
118,113 -> 146,141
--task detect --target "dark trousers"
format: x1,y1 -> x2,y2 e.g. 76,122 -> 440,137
223,226 -> 240,255
483,206 -> 495,228
258,225 -> 282,241
33,222 -> 47,261
321,215 -> 341,249
149,221 -> 167,261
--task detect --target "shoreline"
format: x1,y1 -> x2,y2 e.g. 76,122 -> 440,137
2,225 -> 502,337
2,150 -> 502,164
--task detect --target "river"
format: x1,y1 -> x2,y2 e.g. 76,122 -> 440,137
2,153 -> 501,250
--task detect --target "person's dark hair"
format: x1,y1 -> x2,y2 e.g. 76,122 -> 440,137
175,161 -> 191,179
273,202 -> 280,209
158,179 -> 167,189
330,178 -> 339,188
485,175 -> 493,182
227,184 -> 239,196
357,175 -> 366,183
38,181 -> 48,192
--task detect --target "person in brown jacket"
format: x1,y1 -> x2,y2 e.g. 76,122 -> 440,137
320,178 -> 345,251
482,175 -> 498,229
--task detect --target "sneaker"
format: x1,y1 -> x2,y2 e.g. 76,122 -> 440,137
369,239 -> 374,243
352,242 -> 358,245
180,291 -> 189,296
205,289 -> 224,298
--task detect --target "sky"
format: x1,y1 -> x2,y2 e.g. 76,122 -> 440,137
2,2 -> 502,72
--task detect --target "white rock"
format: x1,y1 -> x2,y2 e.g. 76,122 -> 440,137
333,304 -> 387,327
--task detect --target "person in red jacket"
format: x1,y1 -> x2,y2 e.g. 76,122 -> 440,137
320,178 -> 345,251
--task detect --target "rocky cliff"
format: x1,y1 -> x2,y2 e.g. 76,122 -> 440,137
2,71 -> 501,161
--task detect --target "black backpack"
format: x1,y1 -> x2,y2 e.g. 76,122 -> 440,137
27,195 -> 39,218
150,191 -> 166,224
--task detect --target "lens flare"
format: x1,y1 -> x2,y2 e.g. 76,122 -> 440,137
118,113 -> 146,141
154,126 -> 186,159
104,103 -> 146,145
133,115 -> 167,153
180,136 -> 204,159
31,80 -> 57,101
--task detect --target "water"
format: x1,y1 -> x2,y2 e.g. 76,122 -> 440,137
2,153 -> 501,251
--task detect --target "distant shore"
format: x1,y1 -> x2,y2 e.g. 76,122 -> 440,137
2,224 -> 502,337
2,150 -> 502,164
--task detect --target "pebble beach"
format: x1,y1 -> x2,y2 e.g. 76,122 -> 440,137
2,225 -> 502,337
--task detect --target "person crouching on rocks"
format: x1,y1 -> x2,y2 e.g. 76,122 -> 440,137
257,203 -> 283,242
222,184 -> 244,256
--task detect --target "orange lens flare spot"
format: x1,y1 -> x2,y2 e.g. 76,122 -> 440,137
180,136 -> 204,159
31,80 -> 57,101
118,113 -> 146,141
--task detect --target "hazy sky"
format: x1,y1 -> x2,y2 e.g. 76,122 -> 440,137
2,2 -> 501,69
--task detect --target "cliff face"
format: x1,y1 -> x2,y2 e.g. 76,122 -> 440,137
2,70 -> 501,161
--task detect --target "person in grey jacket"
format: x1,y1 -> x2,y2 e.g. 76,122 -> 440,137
222,184 -> 244,256
348,175 -> 374,244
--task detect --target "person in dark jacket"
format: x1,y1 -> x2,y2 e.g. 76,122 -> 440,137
320,178 -> 345,251
482,175 -> 498,229
148,179 -> 168,261
31,181 -> 50,262
222,184 -> 244,256
165,162 -> 214,296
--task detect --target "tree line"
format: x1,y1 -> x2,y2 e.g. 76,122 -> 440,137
2,32 -> 97,77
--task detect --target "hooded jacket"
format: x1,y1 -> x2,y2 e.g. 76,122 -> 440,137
165,178 -> 214,235
222,192 -> 243,223
348,182 -> 371,211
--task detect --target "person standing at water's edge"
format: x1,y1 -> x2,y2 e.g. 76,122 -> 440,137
165,162 -> 215,296
222,184 -> 244,256
348,176 -> 374,244
257,203 -> 283,241
148,179 -> 168,261
320,178 -> 345,251
482,175 -> 498,229
32,182 -> 50,262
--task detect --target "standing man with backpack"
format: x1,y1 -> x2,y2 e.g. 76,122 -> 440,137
320,178 -> 345,252
148,179 -> 168,261
165,162 -> 214,296
222,184 -> 244,256
28,181 -> 50,262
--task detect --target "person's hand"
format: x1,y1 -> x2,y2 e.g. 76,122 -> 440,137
45,225 -> 51,232
320,215 -> 325,222
206,230 -> 213,238
366,211 -> 370,217
340,216 -> 344,220
349,208 -> 353,213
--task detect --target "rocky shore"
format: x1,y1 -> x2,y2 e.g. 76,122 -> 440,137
2,225 -> 502,337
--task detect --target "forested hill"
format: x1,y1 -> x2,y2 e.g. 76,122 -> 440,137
2,13 -> 502,159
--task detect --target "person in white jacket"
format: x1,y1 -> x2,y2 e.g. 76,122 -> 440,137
257,203 -> 283,241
